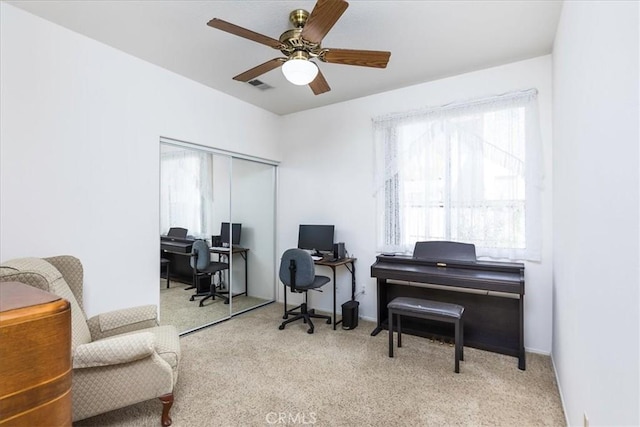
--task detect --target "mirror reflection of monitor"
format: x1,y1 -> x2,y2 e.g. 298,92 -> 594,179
298,224 -> 334,256
221,222 -> 242,246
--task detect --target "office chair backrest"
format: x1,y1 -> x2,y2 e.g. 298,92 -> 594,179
279,249 -> 315,288
167,227 -> 188,238
190,240 -> 210,271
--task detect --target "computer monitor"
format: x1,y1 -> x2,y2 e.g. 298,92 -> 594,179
221,222 -> 242,246
298,224 -> 335,256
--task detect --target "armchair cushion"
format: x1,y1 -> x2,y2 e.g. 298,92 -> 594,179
73,332 -> 155,369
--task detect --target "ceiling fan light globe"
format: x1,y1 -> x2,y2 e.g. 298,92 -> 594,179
282,58 -> 318,85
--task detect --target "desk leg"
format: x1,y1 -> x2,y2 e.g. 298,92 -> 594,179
243,252 -> 248,297
349,261 -> 356,300
332,266 -> 338,330
518,294 -> 526,370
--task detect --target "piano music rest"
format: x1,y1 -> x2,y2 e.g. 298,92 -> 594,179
388,297 -> 465,373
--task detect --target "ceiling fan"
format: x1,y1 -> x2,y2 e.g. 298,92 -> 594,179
207,0 -> 391,95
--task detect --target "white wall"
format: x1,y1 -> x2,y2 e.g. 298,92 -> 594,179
552,1 -> 639,425
278,56 -> 554,354
0,4 -> 281,317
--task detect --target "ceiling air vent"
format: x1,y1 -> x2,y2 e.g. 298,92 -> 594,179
247,79 -> 273,90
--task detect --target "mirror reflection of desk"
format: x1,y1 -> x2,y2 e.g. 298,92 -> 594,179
210,246 -> 249,297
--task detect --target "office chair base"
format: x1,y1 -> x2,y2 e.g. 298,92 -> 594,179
282,303 -> 303,320
190,292 -> 230,305
279,304 -> 331,334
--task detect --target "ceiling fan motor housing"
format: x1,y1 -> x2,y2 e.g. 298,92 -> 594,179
289,9 -> 309,28
279,10 -> 322,58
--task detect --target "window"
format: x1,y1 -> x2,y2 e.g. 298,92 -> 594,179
373,89 -> 542,261
160,149 -> 214,238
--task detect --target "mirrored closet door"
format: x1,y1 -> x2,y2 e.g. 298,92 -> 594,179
230,157 -> 276,315
159,139 -> 276,333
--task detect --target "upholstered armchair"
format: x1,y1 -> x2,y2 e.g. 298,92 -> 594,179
0,256 -> 181,426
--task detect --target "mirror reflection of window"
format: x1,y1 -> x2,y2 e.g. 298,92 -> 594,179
160,148 -> 214,239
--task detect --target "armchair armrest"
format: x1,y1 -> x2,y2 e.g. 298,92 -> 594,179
73,332 -> 155,369
87,304 -> 159,340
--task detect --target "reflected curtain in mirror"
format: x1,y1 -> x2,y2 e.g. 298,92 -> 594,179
160,149 -> 214,238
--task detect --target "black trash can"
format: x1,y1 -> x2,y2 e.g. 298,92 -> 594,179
341,300 -> 359,330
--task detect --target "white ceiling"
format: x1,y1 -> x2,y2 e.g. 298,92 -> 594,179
8,0 -> 563,116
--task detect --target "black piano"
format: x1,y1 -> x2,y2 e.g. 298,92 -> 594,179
160,234 -> 196,285
371,241 -> 526,370
160,235 -> 194,254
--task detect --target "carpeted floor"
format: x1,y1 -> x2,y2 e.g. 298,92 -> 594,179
76,302 -> 565,426
159,279 -> 270,333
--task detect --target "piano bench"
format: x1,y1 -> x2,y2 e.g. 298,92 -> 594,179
387,297 -> 465,373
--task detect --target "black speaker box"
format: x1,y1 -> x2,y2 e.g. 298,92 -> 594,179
341,300 -> 359,330
333,242 -> 346,259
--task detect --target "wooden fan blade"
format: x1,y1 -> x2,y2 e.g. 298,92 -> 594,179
207,18 -> 283,49
301,0 -> 349,45
321,48 -> 391,68
309,69 -> 331,95
233,58 -> 285,82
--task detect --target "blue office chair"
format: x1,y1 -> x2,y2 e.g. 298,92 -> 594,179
189,239 -> 230,306
278,248 -> 332,334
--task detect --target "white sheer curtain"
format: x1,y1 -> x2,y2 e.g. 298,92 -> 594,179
160,150 -> 214,239
373,89 -> 543,261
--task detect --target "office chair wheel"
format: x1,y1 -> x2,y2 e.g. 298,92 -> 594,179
326,319 -> 332,324
282,314 -> 288,320
189,296 -> 195,301
307,328 -> 314,334
278,324 -> 285,330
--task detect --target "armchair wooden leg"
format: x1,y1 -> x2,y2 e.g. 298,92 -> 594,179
159,393 -> 174,427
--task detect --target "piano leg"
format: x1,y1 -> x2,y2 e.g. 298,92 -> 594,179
518,294 -> 526,370
371,278 -> 387,336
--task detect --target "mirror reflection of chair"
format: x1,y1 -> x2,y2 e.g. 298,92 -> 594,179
278,248 -> 332,334
189,239 -> 230,306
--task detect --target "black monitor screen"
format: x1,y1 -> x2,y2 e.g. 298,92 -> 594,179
221,222 -> 242,245
298,225 -> 334,254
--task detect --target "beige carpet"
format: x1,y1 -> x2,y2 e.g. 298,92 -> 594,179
76,303 -> 565,426
159,279 -> 270,333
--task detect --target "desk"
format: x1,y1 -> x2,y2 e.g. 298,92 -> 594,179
314,257 -> 357,330
210,246 -> 249,297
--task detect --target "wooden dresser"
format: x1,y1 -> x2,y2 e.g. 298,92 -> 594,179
0,281 -> 72,426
